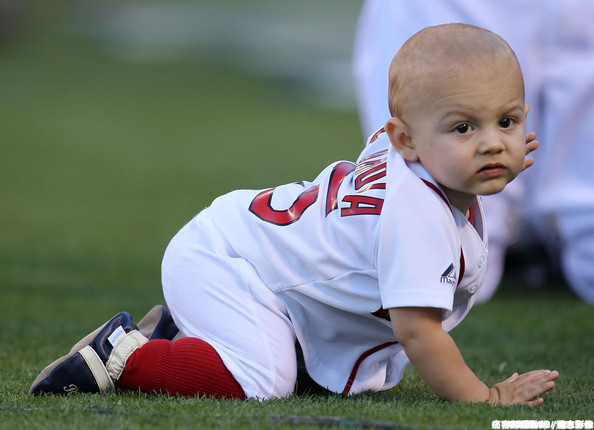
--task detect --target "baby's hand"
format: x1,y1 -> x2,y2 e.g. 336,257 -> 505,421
522,132 -> 539,172
489,370 -> 559,406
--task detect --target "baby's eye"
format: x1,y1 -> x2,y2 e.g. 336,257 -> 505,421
499,118 -> 514,128
454,123 -> 472,134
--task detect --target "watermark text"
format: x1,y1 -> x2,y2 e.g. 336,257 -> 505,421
492,421 -> 593,429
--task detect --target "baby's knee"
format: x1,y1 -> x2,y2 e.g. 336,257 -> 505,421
237,358 -> 297,400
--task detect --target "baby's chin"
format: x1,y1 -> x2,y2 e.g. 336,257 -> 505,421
478,180 -> 513,196
484,168 -> 524,194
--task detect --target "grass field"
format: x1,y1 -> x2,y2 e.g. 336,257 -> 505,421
1,2 -> 592,429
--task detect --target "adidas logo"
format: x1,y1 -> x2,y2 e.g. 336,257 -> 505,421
440,263 -> 456,285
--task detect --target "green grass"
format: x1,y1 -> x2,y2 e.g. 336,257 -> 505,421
3,283 -> 592,429
1,2 -> 592,429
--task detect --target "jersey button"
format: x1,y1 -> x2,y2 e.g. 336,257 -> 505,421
371,363 -> 380,373
478,254 -> 486,268
468,284 -> 479,294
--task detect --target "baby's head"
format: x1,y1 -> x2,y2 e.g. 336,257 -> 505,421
388,23 -> 523,119
385,24 -> 528,212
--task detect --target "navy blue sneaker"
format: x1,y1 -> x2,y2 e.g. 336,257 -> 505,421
137,305 -> 182,341
30,312 -> 148,395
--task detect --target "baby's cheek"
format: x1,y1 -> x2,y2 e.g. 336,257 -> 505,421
509,155 -> 523,175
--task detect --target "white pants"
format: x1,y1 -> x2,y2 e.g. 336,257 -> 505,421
353,0 -> 594,304
161,210 -> 298,399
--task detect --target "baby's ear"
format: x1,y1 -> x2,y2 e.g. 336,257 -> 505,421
385,117 -> 418,162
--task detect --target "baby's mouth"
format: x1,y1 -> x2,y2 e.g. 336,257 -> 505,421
478,163 -> 505,177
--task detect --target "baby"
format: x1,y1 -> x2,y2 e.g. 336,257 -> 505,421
31,23 -> 557,405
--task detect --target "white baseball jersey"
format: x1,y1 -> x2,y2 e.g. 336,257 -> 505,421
353,0 -> 594,305
162,130 -> 488,398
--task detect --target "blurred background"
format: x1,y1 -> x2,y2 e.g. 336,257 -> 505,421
0,0 -> 364,308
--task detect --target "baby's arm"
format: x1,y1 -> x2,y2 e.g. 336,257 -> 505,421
389,307 -> 558,405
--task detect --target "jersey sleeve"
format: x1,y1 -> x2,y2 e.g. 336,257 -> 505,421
376,149 -> 461,311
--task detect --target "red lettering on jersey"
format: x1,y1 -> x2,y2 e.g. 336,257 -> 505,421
357,183 -> 386,193
249,150 -> 388,224
368,127 -> 385,143
249,185 -> 319,226
354,150 -> 387,190
357,149 -> 388,166
326,162 -> 356,216
341,195 -> 384,216
355,162 -> 387,190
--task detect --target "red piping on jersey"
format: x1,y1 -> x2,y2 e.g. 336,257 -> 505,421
467,205 -> 474,224
342,341 -> 399,395
420,179 -> 466,286
420,179 -> 473,223
421,180 -> 447,206
342,135 -> 470,394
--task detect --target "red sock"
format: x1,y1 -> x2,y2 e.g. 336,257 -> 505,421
117,337 -> 247,399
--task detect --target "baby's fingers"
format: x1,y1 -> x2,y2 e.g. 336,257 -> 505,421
525,139 -> 539,156
521,156 -> 536,172
503,372 -> 519,383
492,370 -> 559,406
526,397 -> 545,408
521,369 -> 559,385
520,132 -> 539,172
518,370 -> 559,406
525,131 -> 537,144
